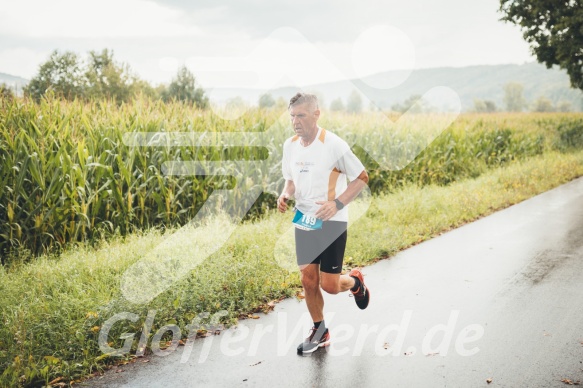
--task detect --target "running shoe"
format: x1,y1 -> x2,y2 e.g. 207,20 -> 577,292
349,268 -> 370,309
297,326 -> 330,354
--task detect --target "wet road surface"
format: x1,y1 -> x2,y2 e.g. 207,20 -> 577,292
85,178 -> 583,387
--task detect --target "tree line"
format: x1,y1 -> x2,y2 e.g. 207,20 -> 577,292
256,81 -> 576,114
473,82 -> 574,113
258,90 -> 365,113
10,49 -> 208,107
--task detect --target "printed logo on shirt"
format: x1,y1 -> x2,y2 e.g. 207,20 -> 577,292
296,161 -> 315,173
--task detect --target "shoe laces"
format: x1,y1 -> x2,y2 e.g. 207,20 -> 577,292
307,326 -> 326,342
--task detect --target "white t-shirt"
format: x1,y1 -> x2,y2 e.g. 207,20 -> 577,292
282,127 -> 365,222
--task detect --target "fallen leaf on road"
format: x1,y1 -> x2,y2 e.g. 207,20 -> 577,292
259,301 -> 277,313
142,359 -> 150,363
48,377 -> 63,385
561,378 -> 581,385
486,378 -> 493,384
197,329 -> 210,338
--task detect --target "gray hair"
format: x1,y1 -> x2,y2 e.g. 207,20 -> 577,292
288,92 -> 319,111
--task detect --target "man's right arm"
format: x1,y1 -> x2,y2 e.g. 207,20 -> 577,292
277,180 -> 295,213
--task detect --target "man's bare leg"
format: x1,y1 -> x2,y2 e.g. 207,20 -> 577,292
300,264 -> 324,322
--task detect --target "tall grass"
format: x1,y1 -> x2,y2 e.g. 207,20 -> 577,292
0,96 -> 274,260
0,149 -> 582,387
2,94 -> 582,262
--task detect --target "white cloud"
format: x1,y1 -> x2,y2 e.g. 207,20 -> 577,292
0,0 -> 535,88
180,28 -> 350,89
351,25 -> 416,88
0,0 -> 201,38
132,17 -> 534,89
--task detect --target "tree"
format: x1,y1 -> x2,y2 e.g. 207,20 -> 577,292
24,50 -> 85,101
132,79 -> 159,100
225,96 -> 247,110
308,91 -> 325,111
329,97 -> 345,112
557,100 -> 572,112
275,96 -> 287,109
391,94 -> 430,114
85,49 -> 136,102
532,96 -> 555,112
258,93 -> 275,108
503,82 -> 526,111
24,49 -> 155,103
473,99 -> 497,113
221,96 -> 248,118
346,90 -> 363,113
0,83 -> 14,100
165,66 -> 208,108
499,0 -> 583,90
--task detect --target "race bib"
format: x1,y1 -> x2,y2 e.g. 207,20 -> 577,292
292,209 -> 323,231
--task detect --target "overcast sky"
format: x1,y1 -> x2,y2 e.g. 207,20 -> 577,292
0,0 -> 534,89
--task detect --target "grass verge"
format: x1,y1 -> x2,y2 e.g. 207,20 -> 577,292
1,150 -> 582,386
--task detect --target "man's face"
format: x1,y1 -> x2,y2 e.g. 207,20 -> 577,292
289,103 -> 320,138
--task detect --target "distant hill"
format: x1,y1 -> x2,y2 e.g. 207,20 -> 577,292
3,63 -> 582,111
212,62 -> 583,112
0,73 -> 28,96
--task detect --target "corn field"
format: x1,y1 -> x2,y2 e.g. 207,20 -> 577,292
0,95 -> 582,262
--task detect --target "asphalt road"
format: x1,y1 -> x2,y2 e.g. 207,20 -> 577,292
85,177 -> 583,388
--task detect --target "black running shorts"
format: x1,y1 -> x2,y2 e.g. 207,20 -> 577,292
295,221 -> 348,274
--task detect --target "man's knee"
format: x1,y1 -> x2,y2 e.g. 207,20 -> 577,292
320,279 -> 340,295
300,266 -> 320,291
321,285 -> 340,295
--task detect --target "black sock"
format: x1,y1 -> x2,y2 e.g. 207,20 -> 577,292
314,320 -> 325,331
350,276 -> 361,292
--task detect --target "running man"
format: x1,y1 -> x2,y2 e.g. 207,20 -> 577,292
277,92 -> 371,354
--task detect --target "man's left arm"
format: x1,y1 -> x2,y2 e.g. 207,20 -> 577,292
337,170 -> 368,206
315,169 -> 368,221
